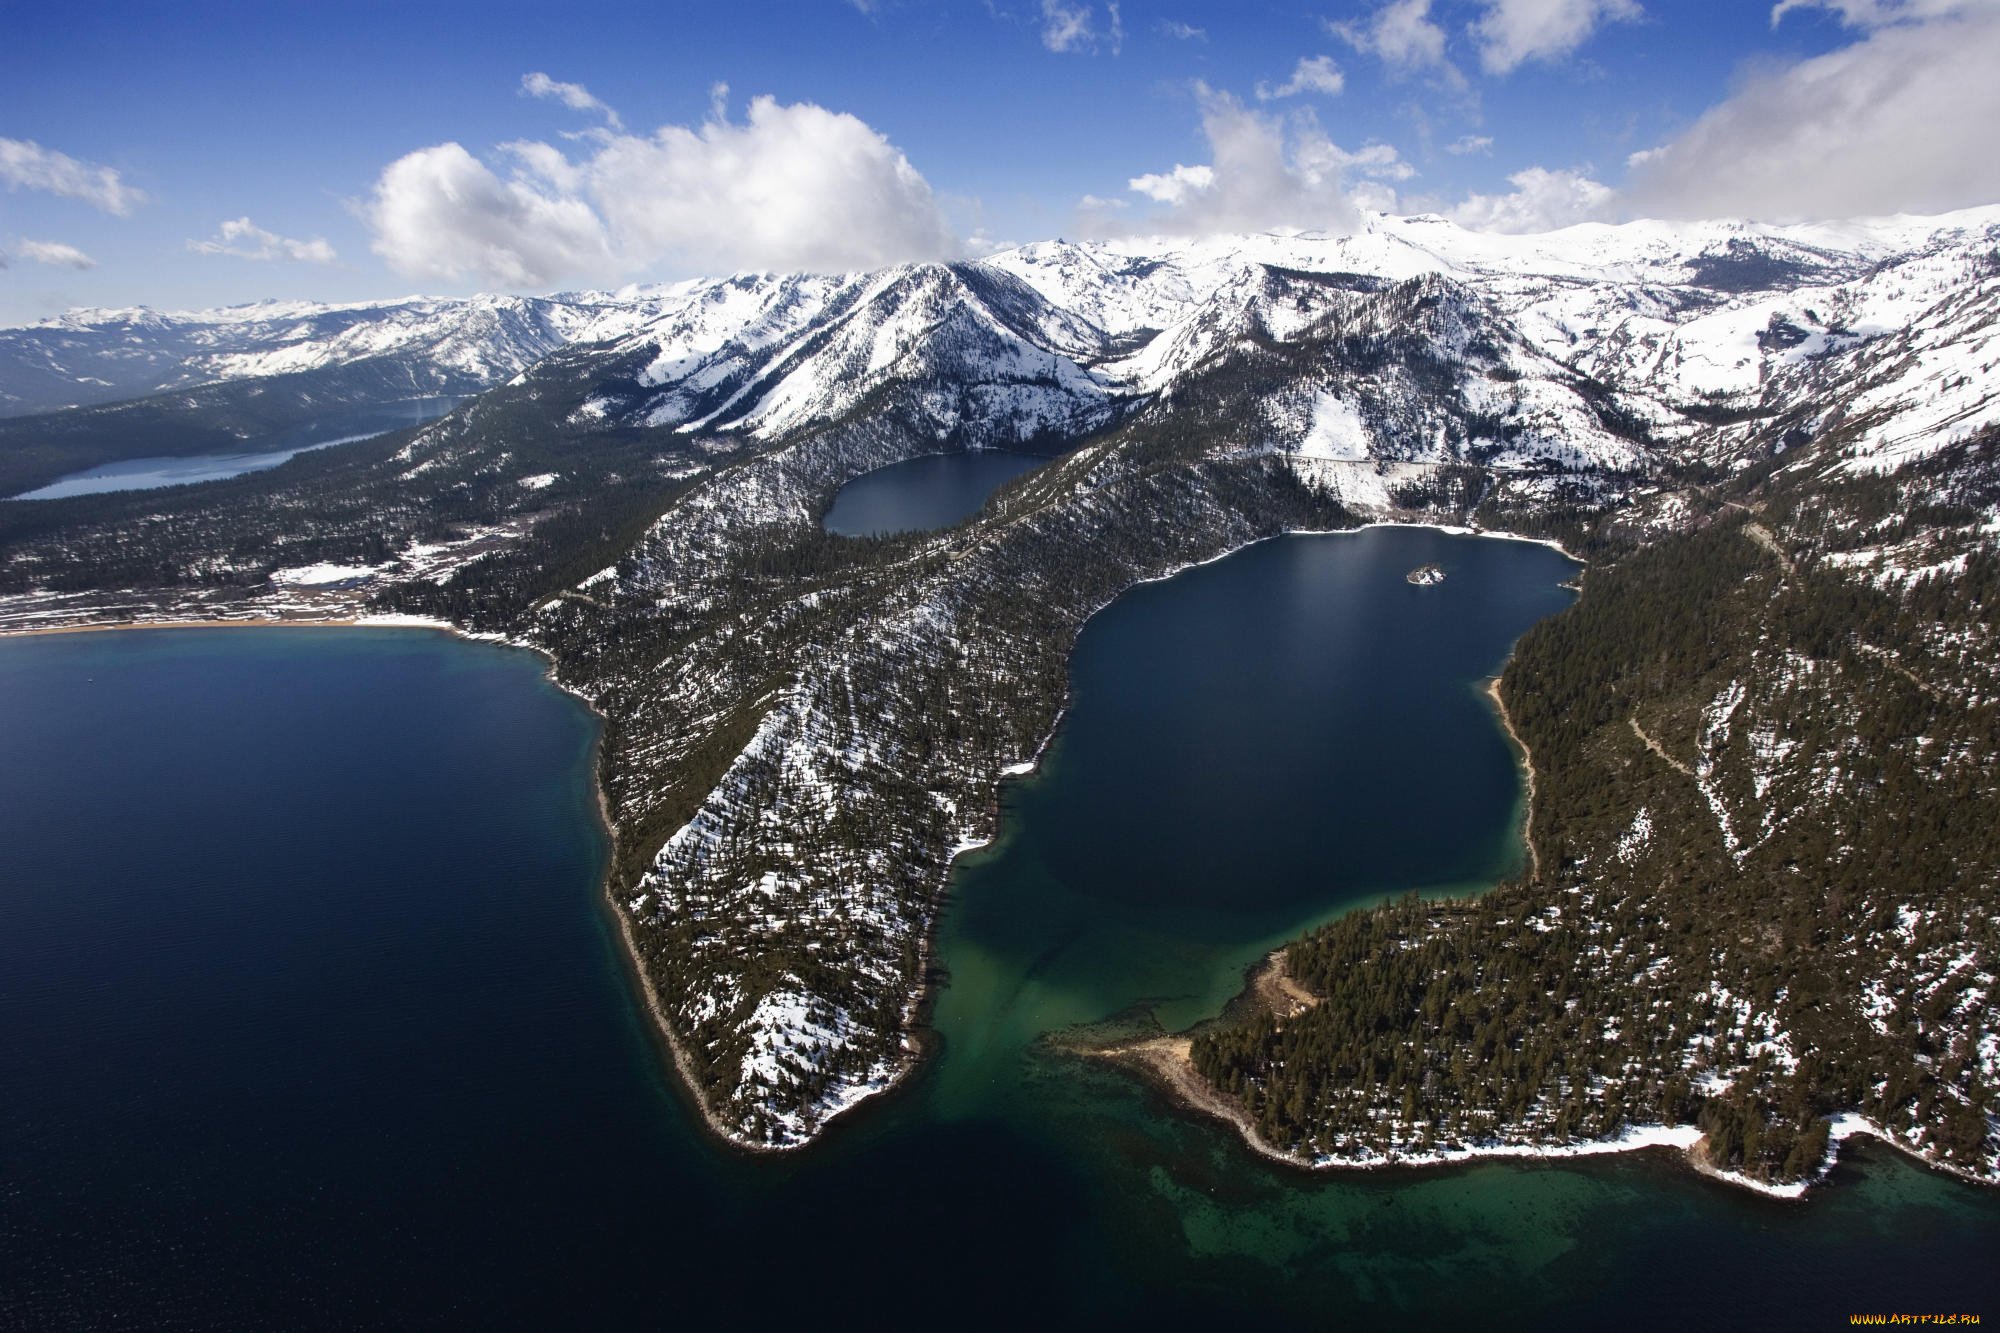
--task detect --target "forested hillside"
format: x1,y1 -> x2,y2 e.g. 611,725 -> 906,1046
1192,429 -> 2000,1186
4,207 -> 1997,1159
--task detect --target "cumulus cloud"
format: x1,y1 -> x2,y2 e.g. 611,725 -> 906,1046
0,138 -> 145,215
1327,0 -> 1460,82
188,217 -> 337,264
521,72 -> 624,131
1103,86 -> 1415,237
365,95 -> 957,286
1623,6 -> 2000,221
1128,163 -> 1216,206
1470,0 -> 1643,74
1257,55 -> 1346,100
1449,166 -> 1614,231
366,143 -> 614,286
9,239 -> 97,269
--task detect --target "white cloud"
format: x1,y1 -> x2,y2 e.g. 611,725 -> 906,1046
365,143 -> 615,286
1449,166 -> 1614,232
521,72 -> 624,131
1039,0 -> 1122,53
1160,19 -> 1206,40
1256,55 -> 1346,100
962,228 -> 1020,257
1041,0 -> 1095,51
11,239 -> 97,269
1105,86 -> 1414,237
188,217 -> 337,264
1327,0 -> 1459,80
0,138 -> 145,215
1470,0 -> 1643,74
1447,134 -> 1496,154
1624,7 -> 2000,221
365,96 -> 956,286
1770,0 -> 1986,27
1340,142 -> 1419,182
1128,163 -> 1216,205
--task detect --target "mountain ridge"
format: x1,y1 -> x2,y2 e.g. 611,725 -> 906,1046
1,204 -> 1996,1181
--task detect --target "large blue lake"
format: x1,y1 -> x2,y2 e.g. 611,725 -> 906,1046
2,528 -> 1995,1328
12,396 -> 460,500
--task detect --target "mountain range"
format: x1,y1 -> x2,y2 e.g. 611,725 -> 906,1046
2,206 -> 1995,1186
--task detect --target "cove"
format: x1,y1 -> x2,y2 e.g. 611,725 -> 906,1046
2,530 -> 1996,1328
11,396 -> 460,500
821,448 -> 1048,536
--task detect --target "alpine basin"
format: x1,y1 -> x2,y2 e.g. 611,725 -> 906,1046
821,449 -> 1049,536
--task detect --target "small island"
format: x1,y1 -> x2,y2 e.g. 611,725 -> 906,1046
1406,562 -> 1446,585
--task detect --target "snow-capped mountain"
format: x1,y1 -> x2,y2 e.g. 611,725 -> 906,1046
11,205 -> 1995,493
0,291 -> 664,418
565,260 -> 1120,451
493,205 -> 2000,490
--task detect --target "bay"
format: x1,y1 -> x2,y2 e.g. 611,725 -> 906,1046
2,527 -> 1994,1329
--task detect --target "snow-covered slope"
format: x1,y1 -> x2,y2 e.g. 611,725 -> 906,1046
0,291 -> 659,418
566,261 -> 1122,452
550,205 -> 1998,484
13,206 -> 1996,485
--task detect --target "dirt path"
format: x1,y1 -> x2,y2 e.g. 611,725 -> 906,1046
1629,716 -> 1698,779
1742,520 -> 1796,574
1853,639 -> 1947,699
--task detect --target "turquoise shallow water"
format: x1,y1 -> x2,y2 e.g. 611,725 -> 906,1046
2,529 -> 1995,1329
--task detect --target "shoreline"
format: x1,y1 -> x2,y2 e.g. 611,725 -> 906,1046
0,609 -> 794,1152
0,517 -> 1583,1155
0,614 -> 394,638
1484,676 -> 1543,884
12,532 -> 1990,1196
1095,916 -> 1995,1201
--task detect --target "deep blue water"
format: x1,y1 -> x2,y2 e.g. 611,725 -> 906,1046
13,397 -> 460,500
2,531 -> 1996,1330
821,449 -> 1048,536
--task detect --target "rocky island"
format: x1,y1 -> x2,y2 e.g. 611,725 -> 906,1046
1406,562 -> 1446,585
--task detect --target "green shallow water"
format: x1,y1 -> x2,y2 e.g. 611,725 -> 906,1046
863,526 -> 2000,1324
5,526 -> 1995,1328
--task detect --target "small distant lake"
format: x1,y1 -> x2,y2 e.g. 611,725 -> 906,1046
12,396 -> 460,500
3,530 -> 1996,1327
822,449 -> 1048,536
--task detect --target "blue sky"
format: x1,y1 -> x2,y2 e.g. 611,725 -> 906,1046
3,0 -> 1994,324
